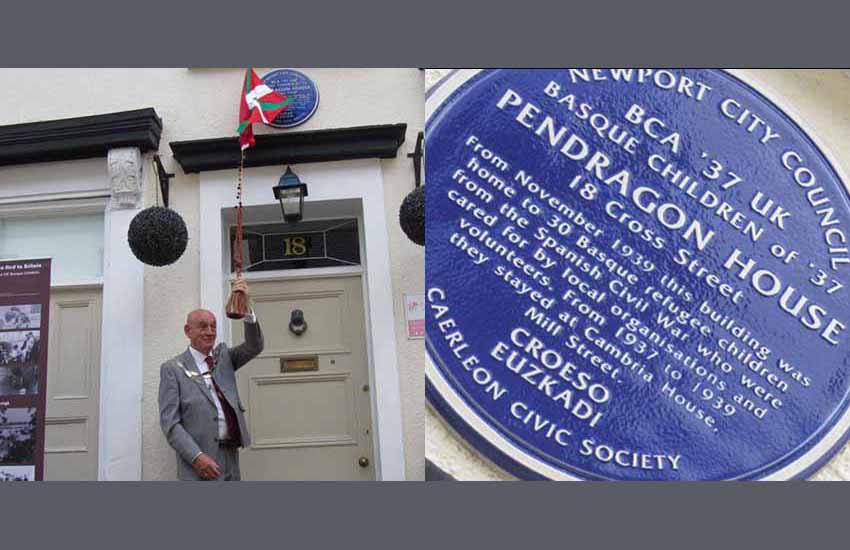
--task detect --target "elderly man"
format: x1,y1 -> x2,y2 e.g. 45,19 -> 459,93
158,278 -> 264,481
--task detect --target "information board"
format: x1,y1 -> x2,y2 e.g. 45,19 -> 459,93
0,258 -> 50,481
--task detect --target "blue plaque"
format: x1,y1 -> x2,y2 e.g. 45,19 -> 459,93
262,69 -> 319,128
426,69 -> 850,480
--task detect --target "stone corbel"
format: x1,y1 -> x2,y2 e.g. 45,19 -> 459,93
108,147 -> 143,209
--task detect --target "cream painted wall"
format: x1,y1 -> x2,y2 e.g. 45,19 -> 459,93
424,69 -> 850,481
0,68 -> 424,481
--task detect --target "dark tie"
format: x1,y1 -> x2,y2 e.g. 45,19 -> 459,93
204,356 -> 242,446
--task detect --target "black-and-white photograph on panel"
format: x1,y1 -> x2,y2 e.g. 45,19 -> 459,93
0,305 -> 40,330
0,407 -> 36,465
0,464 -> 34,481
0,331 -> 39,395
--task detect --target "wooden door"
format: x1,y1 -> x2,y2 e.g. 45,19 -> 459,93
43,287 -> 101,480
232,275 -> 375,480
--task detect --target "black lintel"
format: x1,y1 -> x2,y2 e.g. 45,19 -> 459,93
169,123 -> 408,174
0,108 -> 162,167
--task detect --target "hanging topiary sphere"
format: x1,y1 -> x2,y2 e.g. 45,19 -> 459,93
127,206 -> 189,266
399,186 -> 425,246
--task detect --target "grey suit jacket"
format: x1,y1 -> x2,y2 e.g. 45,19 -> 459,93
158,321 -> 264,480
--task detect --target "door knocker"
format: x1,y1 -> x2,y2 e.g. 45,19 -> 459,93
289,309 -> 308,335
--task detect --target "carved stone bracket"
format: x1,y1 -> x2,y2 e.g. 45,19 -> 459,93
108,147 -> 143,209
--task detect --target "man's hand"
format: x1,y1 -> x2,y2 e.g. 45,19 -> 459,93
232,275 -> 250,297
192,453 -> 222,480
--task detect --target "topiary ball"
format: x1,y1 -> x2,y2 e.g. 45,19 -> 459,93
399,186 -> 425,246
127,206 -> 189,266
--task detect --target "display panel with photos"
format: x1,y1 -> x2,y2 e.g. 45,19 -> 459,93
0,259 -> 51,480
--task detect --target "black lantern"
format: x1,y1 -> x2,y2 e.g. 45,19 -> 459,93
273,166 -> 308,223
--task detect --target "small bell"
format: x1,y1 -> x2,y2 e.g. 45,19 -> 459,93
225,281 -> 250,320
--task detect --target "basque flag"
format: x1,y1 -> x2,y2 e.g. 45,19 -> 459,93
237,68 -> 292,150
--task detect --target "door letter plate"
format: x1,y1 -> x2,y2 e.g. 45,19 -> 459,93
281,356 -> 319,373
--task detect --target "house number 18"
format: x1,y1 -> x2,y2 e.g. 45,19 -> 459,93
283,236 -> 307,256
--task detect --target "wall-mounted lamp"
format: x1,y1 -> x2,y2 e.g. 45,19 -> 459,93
273,166 -> 309,223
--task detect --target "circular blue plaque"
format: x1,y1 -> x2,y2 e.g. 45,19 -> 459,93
262,69 -> 319,128
426,69 -> 850,480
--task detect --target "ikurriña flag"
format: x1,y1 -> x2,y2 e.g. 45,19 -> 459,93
237,68 -> 292,150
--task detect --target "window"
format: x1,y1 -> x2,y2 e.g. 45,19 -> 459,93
230,218 -> 360,272
0,213 -> 104,284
